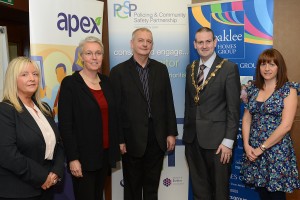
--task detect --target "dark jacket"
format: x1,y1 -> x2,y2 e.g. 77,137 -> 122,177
110,57 -> 178,157
58,71 -> 120,170
183,55 -> 241,149
0,100 -> 64,198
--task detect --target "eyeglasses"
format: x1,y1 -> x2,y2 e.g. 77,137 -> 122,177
83,51 -> 103,57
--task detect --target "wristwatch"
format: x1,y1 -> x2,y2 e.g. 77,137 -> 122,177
261,144 -> 267,151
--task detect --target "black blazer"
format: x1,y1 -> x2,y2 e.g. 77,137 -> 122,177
0,100 -> 64,198
58,71 -> 120,170
183,55 -> 241,149
110,57 -> 178,157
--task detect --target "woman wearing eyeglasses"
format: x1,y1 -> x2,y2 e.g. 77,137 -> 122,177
58,36 -> 120,200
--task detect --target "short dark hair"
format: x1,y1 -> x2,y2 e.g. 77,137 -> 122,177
254,48 -> 288,90
194,27 -> 216,41
55,63 -> 66,73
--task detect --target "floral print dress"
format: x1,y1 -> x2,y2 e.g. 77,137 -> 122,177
240,82 -> 300,192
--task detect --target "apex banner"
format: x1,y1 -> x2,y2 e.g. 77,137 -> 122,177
29,1 -> 104,199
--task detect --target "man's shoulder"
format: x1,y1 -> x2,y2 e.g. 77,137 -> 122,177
224,59 -> 237,67
111,59 -> 132,72
215,55 -> 236,67
150,59 -> 168,70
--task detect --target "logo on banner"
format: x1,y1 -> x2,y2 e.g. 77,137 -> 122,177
163,178 -> 172,187
57,13 -> 102,37
113,1 -> 137,18
162,176 -> 184,187
211,11 -> 245,59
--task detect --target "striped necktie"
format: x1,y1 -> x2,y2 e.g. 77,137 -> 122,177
197,64 -> 206,86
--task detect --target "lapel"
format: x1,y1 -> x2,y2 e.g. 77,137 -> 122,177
194,60 -> 200,83
148,59 -> 156,100
18,103 -> 44,140
74,71 -> 99,106
99,75 -> 111,107
204,56 -> 223,87
128,59 -> 147,101
17,100 -> 57,142
199,56 -> 223,96
207,56 -> 222,78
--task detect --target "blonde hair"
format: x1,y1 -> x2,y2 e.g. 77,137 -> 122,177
78,35 -> 104,55
3,56 -> 51,115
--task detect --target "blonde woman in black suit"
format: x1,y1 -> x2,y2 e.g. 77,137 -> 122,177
0,57 -> 65,200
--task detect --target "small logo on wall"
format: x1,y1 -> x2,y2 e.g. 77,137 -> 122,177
212,11 -> 245,59
163,178 -> 172,187
162,176 -> 184,187
113,1 -> 137,18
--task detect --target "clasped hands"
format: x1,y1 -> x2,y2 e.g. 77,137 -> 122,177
41,172 -> 59,190
244,144 -> 263,162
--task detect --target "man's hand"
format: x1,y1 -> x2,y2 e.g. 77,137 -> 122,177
167,136 -> 176,151
120,143 -> 127,154
216,144 -> 232,164
69,160 -> 83,177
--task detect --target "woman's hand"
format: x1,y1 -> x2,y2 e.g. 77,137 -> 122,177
41,172 -> 59,190
244,144 -> 258,162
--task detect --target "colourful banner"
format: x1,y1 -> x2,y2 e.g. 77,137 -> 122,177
107,0 -> 191,199
29,0 -> 104,121
188,0 -> 274,199
0,26 -> 9,100
29,0 -> 104,199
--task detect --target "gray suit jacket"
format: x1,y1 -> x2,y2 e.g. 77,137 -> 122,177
183,55 -> 240,149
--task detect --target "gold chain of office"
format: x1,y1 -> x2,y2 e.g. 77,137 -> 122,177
191,59 -> 227,104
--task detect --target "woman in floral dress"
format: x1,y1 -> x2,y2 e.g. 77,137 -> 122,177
240,48 -> 300,200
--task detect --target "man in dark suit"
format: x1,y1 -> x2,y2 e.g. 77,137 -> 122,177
110,27 -> 178,200
183,27 -> 240,200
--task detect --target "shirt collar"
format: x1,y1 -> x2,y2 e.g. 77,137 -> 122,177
199,52 -> 216,69
133,57 -> 151,69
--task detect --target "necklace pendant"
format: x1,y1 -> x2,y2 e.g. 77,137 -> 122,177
194,95 -> 199,104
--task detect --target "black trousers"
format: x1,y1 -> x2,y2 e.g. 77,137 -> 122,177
71,150 -> 109,200
122,119 -> 165,200
185,137 -> 231,200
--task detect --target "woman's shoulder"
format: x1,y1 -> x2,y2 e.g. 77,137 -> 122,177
286,81 -> 299,92
99,73 -> 109,81
61,72 -> 80,86
246,84 -> 257,95
279,81 -> 300,98
0,101 -> 16,116
0,101 -> 14,108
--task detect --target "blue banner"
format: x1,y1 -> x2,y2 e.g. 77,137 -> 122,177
107,0 -> 191,199
188,0 -> 274,199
